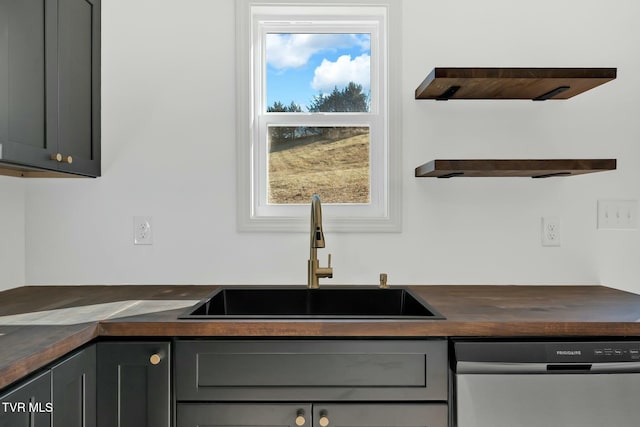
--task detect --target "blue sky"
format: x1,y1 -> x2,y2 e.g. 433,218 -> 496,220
266,33 -> 371,111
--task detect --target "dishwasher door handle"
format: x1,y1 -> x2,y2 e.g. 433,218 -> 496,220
546,364 -> 592,371
456,361 -> 640,374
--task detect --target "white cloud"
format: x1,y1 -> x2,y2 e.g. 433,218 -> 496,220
311,54 -> 370,93
266,34 -> 369,70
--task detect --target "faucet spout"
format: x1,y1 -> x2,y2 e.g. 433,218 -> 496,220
310,194 -> 325,249
308,194 -> 333,289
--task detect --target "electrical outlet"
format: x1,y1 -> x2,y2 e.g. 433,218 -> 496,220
134,216 -> 153,245
598,200 -> 638,230
542,217 -> 561,247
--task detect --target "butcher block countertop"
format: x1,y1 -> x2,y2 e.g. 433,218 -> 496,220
1,284 -> 640,389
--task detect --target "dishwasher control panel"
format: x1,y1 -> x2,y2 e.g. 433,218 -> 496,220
548,342 -> 640,362
455,340 -> 640,363
591,345 -> 640,360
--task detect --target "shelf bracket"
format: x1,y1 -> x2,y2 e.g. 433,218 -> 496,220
532,86 -> 570,101
436,85 -> 461,101
437,172 -> 465,178
531,172 -> 572,179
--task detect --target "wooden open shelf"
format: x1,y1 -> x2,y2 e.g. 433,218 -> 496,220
415,159 -> 617,178
415,68 -> 616,100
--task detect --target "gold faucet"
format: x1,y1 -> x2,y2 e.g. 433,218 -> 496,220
308,194 -> 333,288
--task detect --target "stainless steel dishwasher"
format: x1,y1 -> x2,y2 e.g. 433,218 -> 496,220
453,340 -> 640,427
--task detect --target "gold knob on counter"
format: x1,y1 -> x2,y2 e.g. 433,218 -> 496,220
149,353 -> 162,365
379,273 -> 388,289
319,412 -> 329,427
62,155 -> 73,164
295,410 -> 306,426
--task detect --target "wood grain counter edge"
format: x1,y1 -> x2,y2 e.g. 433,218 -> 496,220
0,323 -> 99,390
97,320 -> 640,338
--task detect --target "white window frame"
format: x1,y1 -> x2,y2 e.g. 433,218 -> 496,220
236,0 -> 402,232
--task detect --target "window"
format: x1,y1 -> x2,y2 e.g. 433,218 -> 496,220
236,0 -> 401,232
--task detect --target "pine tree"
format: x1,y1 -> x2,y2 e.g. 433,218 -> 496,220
267,101 -> 303,144
307,82 -> 369,113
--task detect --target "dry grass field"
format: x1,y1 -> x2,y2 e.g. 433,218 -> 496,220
268,132 -> 370,204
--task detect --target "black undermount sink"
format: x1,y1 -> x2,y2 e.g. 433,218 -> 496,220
179,286 -> 445,319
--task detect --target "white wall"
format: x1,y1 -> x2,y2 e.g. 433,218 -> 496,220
0,176 -> 25,291
23,0 -> 640,293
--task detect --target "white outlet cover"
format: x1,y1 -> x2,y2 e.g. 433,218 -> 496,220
134,216 -> 153,245
598,200 -> 638,230
541,216 -> 561,247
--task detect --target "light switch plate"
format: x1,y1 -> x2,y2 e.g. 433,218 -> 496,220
597,200 -> 638,230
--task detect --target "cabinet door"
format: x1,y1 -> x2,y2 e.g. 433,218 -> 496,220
97,342 -> 170,427
313,404 -> 447,427
0,371 -> 52,427
0,0 -> 57,170
51,345 -> 96,427
0,0 -> 100,176
56,0 -> 100,176
176,340 -> 447,401
177,403 -> 312,427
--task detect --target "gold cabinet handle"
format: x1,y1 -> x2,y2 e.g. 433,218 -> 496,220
149,353 -> 162,365
295,409 -> 306,426
319,411 -> 329,427
49,153 -> 72,164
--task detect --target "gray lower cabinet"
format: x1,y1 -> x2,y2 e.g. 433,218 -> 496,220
0,0 -> 100,177
0,345 -> 96,427
0,371 -> 52,427
311,404 -> 447,427
51,345 -> 96,427
97,342 -> 170,427
177,403 -> 312,427
175,340 -> 449,427
177,403 -> 447,427
175,340 -> 448,401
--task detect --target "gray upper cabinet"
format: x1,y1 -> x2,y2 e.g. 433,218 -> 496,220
56,0 -> 100,176
0,0 -> 49,170
0,0 -> 100,177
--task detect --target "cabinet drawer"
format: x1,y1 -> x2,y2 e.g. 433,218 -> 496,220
177,403 -> 312,427
175,340 -> 447,401
312,403 -> 448,427
176,403 -> 447,427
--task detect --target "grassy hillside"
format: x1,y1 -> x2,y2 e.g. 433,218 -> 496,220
268,132 -> 370,204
